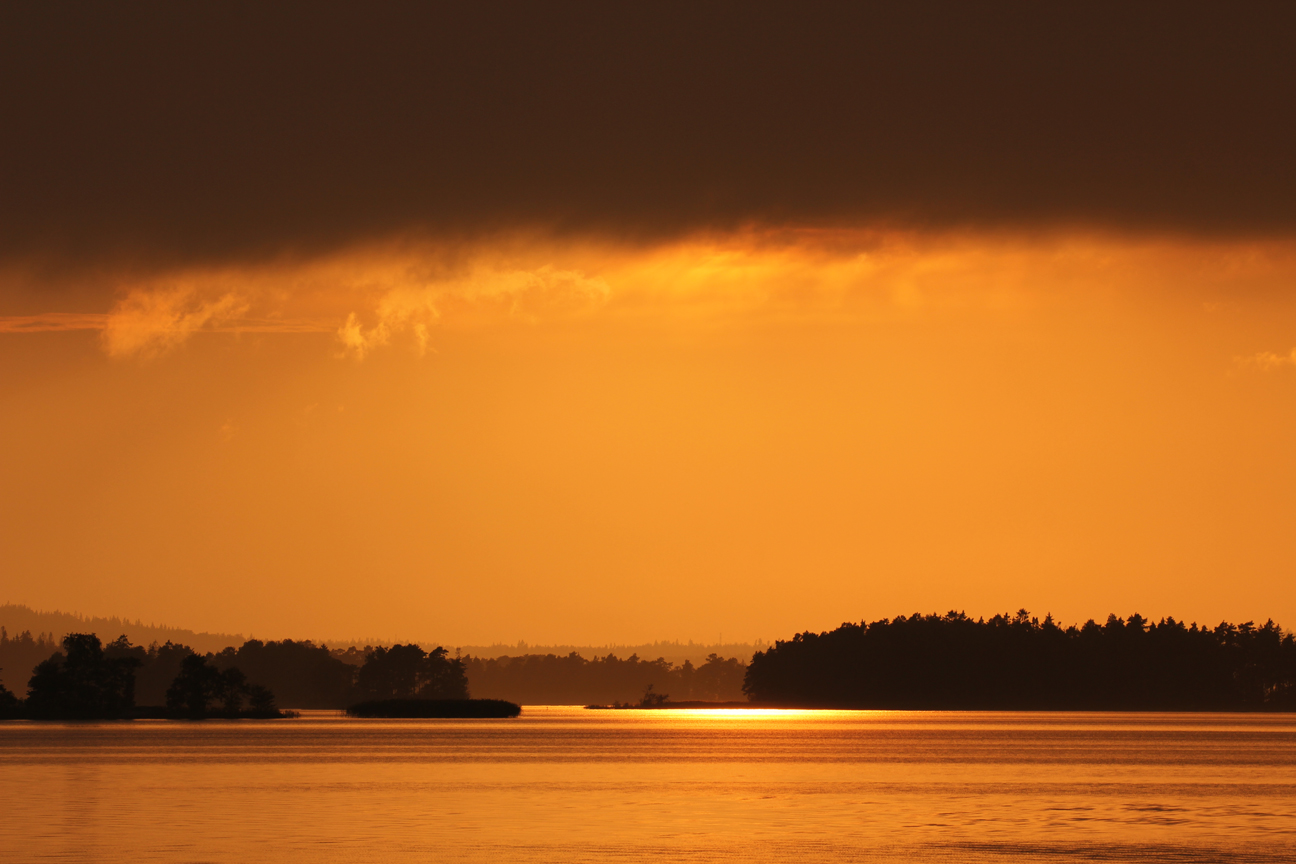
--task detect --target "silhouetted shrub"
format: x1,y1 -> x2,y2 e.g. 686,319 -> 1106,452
640,684 -> 669,706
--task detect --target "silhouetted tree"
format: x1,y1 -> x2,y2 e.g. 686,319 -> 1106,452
134,641 -> 196,706
247,684 -> 277,715
0,628 -> 60,694
0,675 -> 21,718
167,654 -> 225,717
690,654 -> 747,701
25,633 -> 140,719
743,611 -> 1296,710
166,654 -> 264,718
212,639 -> 355,708
8,630 -> 351,711
462,651 -> 747,704
220,667 -> 248,714
356,644 -> 468,700
331,645 -> 368,667
639,684 -> 669,706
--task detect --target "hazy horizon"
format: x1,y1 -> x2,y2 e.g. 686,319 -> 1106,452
4,2 -> 1296,664
0,602 -> 770,661
4,600 -> 1286,660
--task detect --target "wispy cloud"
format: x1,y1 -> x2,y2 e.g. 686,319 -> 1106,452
101,288 -> 252,358
337,264 -> 609,359
7,232 -> 1296,363
0,297 -> 335,356
1235,348 -> 1296,371
2,250 -> 612,359
0,312 -> 111,333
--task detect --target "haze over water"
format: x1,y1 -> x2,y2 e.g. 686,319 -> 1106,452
3,708 -> 1294,863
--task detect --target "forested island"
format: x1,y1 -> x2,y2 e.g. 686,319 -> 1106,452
5,611 -> 1294,715
0,633 -> 290,720
0,634 -> 482,720
744,611 -> 1296,710
1,628 -> 747,712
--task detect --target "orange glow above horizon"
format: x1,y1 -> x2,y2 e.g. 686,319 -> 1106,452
3,229 -> 1296,645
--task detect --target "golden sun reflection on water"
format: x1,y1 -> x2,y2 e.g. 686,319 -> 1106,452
3,708 -> 1294,863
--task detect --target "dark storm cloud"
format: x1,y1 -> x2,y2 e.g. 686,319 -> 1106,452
2,1 -> 1295,270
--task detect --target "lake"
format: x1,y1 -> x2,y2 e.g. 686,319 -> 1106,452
2,707 -> 1294,862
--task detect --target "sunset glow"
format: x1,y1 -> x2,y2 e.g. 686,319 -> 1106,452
5,5 -> 1296,862
4,229 -> 1296,644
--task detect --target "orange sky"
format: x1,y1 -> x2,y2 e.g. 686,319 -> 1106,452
3,230 -> 1295,644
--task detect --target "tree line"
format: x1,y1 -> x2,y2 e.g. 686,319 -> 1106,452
0,634 -> 470,719
743,611 -> 1296,710
0,604 -> 241,658
0,628 -> 60,693
464,652 -> 747,705
0,633 -> 288,719
1,631 -> 745,712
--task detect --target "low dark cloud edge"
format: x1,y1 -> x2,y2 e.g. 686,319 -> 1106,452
2,1 -> 1296,279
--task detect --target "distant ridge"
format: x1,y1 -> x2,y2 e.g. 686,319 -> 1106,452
0,604 -> 763,666
455,640 -> 765,666
0,604 -> 244,655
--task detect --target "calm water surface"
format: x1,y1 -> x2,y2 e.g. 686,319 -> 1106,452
2,708 -> 1294,863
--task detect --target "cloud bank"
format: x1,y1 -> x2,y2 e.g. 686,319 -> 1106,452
3,231 -> 1290,359
2,1 -> 1296,280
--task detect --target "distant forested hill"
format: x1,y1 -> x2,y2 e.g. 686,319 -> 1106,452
0,604 -> 243,690
0,607 -> 749,705
457,641 -> 762,668
464,652 -> 747,704
0,604 -> 758,703
0,629 -> 59,694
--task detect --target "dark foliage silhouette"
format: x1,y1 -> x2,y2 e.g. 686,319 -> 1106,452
2,629 -> 479,711
0,675 -> 21,718
464,652 -> 746,705
673,655 -> 747,702
246,682 -> 278,715
744,611 -> 1296,710
167,654 -> 228,717
165,654 -> 282,718
0,627 -> 60,694
100,637 -> 194,706
25,633 -> 140,719
639,684 -> 669,707
212,639 -> 354,709
0,605 -> 239,657
4,622 -> 747,709
355,644 -> 469,700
